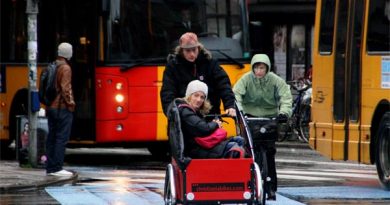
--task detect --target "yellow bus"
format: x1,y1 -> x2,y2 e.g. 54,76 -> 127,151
310,0 -> 390,189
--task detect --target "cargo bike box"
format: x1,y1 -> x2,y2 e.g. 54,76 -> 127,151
163,99 -> 265,205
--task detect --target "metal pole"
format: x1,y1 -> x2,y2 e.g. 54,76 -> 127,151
26,0 -> 39,167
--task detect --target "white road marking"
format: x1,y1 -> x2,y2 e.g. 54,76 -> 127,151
278,174 -> 339,181
278,170 -> 378,179
276,158 -> 375,168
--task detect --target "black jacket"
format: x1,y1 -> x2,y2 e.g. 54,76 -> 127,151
160,50 -> 235,115
178,100 -> 228,158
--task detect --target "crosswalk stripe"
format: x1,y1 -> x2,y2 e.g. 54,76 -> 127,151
277,174 -> 339,181
278,186 -> 390,199
310,168 -> 377,174
78,171 -> 165,178
91,178 -> 164,184
276,158 -> 375,167
46,187 -> 107,205
277,170 -> 378,179
46,184 -> 164,205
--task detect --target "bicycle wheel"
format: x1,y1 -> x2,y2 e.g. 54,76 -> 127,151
261,150 -> 268,205
287,114 -> 300,141
255,148 -> 268,180
254,147 -> 268,205
277,122 -> 290,142
298,104 -> 311,143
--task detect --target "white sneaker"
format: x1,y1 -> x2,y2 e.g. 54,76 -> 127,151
48,170 -> 73,177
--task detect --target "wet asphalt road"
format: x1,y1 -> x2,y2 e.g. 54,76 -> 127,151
1,143 -> 389,204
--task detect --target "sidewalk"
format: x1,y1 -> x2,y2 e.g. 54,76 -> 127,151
0,160 -> 77,193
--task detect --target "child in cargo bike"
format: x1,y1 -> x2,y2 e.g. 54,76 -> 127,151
177,80 -> 244,159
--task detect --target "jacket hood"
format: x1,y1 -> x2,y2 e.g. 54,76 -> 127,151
250,54 -> 271,72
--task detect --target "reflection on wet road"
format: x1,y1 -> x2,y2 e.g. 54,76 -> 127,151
48,148 -> 167,205
1,146 -> 389,205
47,167 -> 166,204
46,184 -> 164,205
44,163 -> 389,205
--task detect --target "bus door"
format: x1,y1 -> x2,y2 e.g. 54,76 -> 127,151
332,0 -> 364,161
53,0 -> 97,141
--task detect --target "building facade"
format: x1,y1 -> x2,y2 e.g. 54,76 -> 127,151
248,0 -> 315,81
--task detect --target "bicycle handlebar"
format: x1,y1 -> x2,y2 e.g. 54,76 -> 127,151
204,114 -> 233,124
204,114 -> 232,118
244,116 -> 276,121
287,80 -> 311,93
244,116 -> 278,135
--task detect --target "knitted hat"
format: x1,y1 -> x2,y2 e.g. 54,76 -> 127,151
185,80 -> 208,98
251,54 -> 271,72
58,42 -> 73,60
179,32 -> 200,48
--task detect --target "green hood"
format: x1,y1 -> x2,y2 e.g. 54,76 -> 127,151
250,54 -> 271,71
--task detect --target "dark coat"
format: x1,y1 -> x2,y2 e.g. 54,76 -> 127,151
160,49 -> 235,115
178,100 -> 228,158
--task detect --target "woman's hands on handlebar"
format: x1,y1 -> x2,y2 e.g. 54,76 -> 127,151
225,108 -> 236,117
212,118 -> 223,128
205,113 -> 232,125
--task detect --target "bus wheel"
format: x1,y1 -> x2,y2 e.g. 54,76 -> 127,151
376,112 -> 390,190
1,89 -> 28,159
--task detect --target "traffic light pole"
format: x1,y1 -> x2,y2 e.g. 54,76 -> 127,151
26,0 -> 39,167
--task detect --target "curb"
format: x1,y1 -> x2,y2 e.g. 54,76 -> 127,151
0,173 -> 78,193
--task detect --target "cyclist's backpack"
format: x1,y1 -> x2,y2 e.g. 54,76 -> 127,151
39,62 -> 58,106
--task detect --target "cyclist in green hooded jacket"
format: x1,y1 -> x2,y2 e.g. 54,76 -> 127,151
233,53 -> 292,200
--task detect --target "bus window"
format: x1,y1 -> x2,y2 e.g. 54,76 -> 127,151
2,0 -> 27,62
349,0 -> 365,122
333,0 -> 349,122
318,0 -> 336,54
102,0 -> 249,63
367,0 -> 390,53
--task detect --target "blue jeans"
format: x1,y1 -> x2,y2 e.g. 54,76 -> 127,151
224,136 -> 244,150
223,136 -> 245,158
45,108 -> 73,173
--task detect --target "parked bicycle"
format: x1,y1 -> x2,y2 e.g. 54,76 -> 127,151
278,80 -> 312,142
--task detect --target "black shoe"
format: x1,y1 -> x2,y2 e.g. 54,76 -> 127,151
267,190 -> 276,200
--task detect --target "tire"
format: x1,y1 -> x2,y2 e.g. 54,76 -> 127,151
277,123 -> 290,142
254,148 -> 267,205
288,114 -> 301,141
298,104 -> 311,143
375,112 -> 390,190
1,89 -> 28,159
164,164 -> 176,205
254,148 -> 268,182
261,150 -> 268,205
251,163 -> 262,205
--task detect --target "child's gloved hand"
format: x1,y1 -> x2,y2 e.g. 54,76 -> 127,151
277,114 -> 288,123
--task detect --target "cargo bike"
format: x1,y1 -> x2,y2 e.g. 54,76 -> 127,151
163,99 -> 266,205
